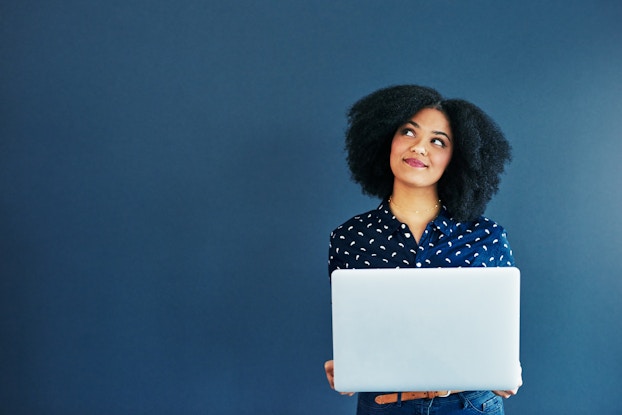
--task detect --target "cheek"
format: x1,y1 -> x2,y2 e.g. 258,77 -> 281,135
389,142 -> 403,173
431,150 -> 452,172
439,153 -> 453,171
390,137 -> 408,157
442,152 -> 453,165
389,140 -> 398,160
389,140 -> 401,161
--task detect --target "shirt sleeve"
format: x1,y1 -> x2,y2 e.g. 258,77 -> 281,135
328,229 -> 347,278
493,227 -> 515,267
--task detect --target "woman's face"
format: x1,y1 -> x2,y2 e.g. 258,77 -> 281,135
389,108 -> 453,192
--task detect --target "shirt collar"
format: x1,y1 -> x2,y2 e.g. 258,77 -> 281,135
375,198 -> 455,237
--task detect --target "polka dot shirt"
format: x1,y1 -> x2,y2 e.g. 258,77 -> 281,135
328,200 -> 514,277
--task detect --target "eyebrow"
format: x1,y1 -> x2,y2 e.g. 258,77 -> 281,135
406,121 -> 452,141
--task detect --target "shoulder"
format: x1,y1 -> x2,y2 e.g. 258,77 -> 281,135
454,216 -> 509,238
330,201 -> 395,240
328,202 -> 402,272
434,210 -> 509,240
449,215 -> 514,266
449,216 -> 511,250
330,209 -> 378,242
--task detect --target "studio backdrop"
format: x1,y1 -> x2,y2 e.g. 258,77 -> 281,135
2,1 -> 621,414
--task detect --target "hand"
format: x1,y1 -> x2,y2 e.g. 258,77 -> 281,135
492,389 -> 518,398
324,360 -> 355,396
493,364 -> 523,398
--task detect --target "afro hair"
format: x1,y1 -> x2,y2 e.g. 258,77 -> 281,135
344,85 -> 511,222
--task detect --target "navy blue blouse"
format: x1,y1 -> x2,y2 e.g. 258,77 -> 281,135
328,200 -> 514,276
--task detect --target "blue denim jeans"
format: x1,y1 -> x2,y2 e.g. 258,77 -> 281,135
356,391 -> 504,415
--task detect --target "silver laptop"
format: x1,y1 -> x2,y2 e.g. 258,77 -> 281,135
331,267 -> 521,392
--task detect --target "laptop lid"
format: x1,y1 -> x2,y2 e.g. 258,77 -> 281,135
331,267 -> 521,392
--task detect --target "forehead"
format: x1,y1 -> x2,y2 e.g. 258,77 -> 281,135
400,108 -> 452,139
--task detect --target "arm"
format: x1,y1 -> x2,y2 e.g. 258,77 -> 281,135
324,360 -> 355,396
492,226 -> 522,397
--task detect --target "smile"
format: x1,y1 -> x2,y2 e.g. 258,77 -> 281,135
404,158 -> 427,168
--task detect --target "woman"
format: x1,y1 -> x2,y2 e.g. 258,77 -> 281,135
324,85 -> 521,415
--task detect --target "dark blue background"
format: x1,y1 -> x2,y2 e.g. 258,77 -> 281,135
2,1 -> 621,414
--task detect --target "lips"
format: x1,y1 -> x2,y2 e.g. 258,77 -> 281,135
404,158 -> 427,168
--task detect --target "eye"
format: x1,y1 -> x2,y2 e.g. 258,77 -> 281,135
400,128 -> 415,137
431,137 -> 446,147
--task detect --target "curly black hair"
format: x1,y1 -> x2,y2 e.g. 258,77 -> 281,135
345,85 -> 511,222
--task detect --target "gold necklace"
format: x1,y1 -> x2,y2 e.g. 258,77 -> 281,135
388,196 -> 441,214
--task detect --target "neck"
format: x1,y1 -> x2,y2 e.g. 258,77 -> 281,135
387,186 -> 441,236
389,185 -> 441,214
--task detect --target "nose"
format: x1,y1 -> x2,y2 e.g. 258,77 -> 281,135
410,143 -> 427,156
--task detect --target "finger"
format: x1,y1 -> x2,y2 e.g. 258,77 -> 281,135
494,389 -> 518,398
324,360 -> 335,389
324,360 -> 334,373
325,375 -> 335,389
